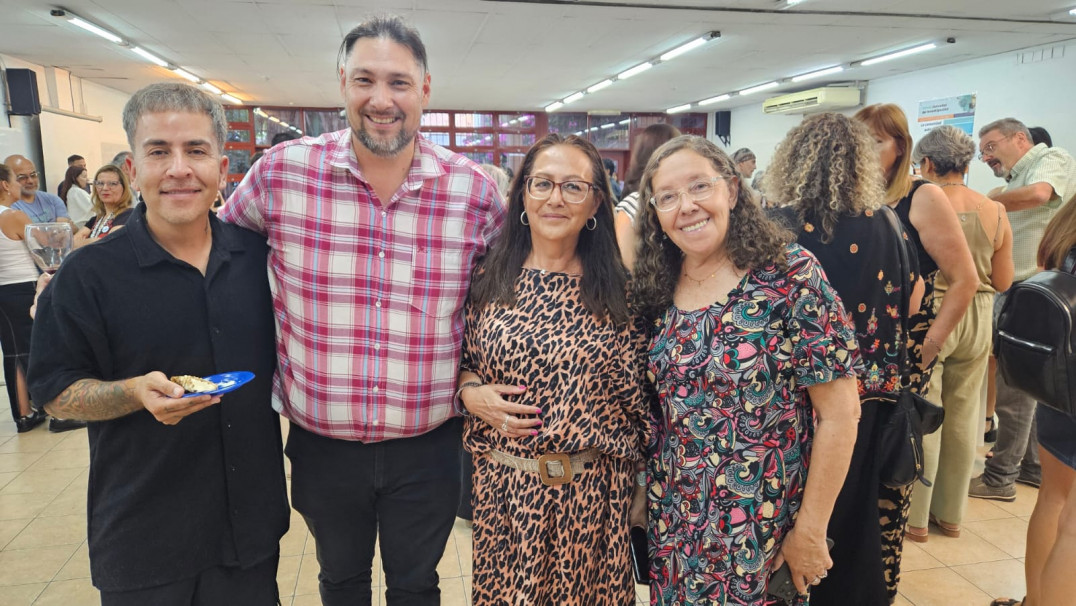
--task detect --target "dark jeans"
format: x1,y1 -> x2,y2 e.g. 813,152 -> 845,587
0,281 -> 34,422
286,419 -> 462,606
100,552 -> 280,606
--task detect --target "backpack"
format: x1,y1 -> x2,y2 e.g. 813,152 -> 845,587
994,247 -> 1076,415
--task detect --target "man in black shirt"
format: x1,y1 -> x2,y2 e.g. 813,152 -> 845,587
27,82 -> 288,605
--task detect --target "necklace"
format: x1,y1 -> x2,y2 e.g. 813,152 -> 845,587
937,182 -> 964,188
682,258 -> 731,286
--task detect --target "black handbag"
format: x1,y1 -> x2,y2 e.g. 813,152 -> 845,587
875,206 -> 945,489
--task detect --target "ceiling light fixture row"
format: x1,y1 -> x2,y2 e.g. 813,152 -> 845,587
253,108 -> 303,134
544,31 -> 720,113
665,39 -> 952,114
52,8 -> 246,105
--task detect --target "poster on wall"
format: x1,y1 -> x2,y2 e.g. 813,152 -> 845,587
917,94 -> 977,135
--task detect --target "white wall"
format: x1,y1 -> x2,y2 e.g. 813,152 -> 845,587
1,54 -> 130,192
726,40 -> 1076,193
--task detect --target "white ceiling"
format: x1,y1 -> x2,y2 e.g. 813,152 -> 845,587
1,0 -> 1075,112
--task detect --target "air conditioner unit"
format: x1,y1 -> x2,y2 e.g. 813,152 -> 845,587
762,86 -> 861,115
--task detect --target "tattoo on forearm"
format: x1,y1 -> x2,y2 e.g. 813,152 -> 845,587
45,378 -> 141,421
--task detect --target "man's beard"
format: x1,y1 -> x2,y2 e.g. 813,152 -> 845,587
355,118 -> 415,158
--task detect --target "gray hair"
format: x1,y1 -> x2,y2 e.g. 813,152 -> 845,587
732,147 -> 755,163
110,151 -> 132,167
339,15 -> 428,74
978,117 -> 1032,141
912,125 -> 976,176
122,83 -> 227,152
478,163 -> 510,196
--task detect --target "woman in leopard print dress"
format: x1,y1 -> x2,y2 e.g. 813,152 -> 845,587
457,134 -> 649,605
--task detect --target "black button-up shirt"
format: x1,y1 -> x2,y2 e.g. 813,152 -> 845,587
28,205 -> 288,592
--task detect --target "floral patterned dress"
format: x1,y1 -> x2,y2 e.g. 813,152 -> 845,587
646,245 -> 860,605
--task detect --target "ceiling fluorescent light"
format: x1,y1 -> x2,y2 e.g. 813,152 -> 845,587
667,103 -> 692,114
660,37 -> 708,62
66,16 -> 124,44
617,62 -> 653,80
279,121 -> 290,128
221,94 -> 243,105
172,68 -> 200,83
545,101 -> 564,112
860,42 -> 937,66
563,91 -> 586,105
587,79 -> 613,94
699,94 -> 731,106
268,116 -> 281,123
1070,7 -> 1076,15
739,81 -> 779,95
776,0 -> 808,8
573,131 -> 583,136
131,47 -> 168,67
791,65 -> 845,83
202,82 -> 223,95
619,118 -> 631,125
600,123 -> 616,129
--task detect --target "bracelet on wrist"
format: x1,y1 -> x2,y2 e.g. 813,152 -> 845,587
454,381 -> 483,415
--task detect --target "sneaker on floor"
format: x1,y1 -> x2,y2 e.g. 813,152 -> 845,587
48,417 -> 87,433
969,474 -> 1016,502
1016,473 -> 1041,489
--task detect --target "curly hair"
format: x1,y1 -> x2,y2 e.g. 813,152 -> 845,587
911,125 -> 976,177
469,133 -> 629,324
632,135 -> 791,321
855,103 -> 913,205
764,112 -> 885,243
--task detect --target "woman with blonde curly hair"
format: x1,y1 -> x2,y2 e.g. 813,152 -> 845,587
766,112 -> 925,605
633,135 -> 861,604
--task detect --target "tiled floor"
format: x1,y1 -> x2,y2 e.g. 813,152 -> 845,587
0,413 -> 1031,606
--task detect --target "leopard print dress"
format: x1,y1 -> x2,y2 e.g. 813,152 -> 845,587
461,269 -> 649,606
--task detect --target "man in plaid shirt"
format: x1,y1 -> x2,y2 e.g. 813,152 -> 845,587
221,16 -> 505,606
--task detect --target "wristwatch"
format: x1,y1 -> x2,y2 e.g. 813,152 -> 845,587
636,471 -> 647,487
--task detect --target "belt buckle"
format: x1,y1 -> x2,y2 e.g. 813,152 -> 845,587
537,453 -> 572,486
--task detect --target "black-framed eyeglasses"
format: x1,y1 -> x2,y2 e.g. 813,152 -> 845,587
978,134 -> 1013,161
525,176 -> 594,204
15,171 -> 38,182
649,176 -> 724,212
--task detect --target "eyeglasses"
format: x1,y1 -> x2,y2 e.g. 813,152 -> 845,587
978,134 -> 1013,161
15,172 -> 38,182
649,177 -> 724,212
525,176 -> 594,204
94,181 -> 122,189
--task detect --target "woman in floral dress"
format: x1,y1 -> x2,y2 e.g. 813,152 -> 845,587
632,135 -> 862,605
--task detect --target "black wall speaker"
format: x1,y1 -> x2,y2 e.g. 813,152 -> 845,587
5,69 -> 42,116
715,111 -> 731,145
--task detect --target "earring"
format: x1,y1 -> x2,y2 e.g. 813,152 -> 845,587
586,216 -> 597,231
520,211 -> 530,226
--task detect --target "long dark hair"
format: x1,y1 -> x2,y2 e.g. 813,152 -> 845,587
622,123 -> 681,198
633,136 -> 791,321
469,134 -> 629,324
58,165 -> 86,204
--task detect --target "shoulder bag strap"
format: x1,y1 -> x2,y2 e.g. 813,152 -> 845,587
880,206 -> 912,379
1062,246 -> 1076,275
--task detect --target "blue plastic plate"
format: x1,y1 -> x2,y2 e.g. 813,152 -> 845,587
180,371 -> 255,398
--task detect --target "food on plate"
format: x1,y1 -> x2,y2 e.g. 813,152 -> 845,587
170,375 -> 218,394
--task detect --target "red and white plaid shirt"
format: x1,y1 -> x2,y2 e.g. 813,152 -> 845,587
221,130 -> 505,441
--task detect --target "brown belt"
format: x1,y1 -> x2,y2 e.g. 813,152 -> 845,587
487,448 -> 600,486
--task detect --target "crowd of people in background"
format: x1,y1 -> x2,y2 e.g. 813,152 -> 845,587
2,12 -> 1074,606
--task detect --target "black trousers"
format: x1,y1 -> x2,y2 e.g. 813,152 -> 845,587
99,552 -> 280,606
0,281 -> 34,422
286,419 -> 462,606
